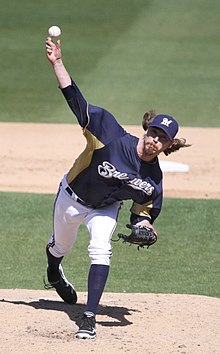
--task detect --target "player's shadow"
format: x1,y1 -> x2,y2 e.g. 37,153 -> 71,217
0,296 -> 139,327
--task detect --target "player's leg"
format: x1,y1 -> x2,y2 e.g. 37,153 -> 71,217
46,186 -> 86,304
76,202 -> 120,339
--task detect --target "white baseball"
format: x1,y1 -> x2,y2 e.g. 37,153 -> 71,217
48,26 -> 61,38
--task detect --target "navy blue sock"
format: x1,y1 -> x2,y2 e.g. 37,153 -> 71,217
85,264 -> 109,316
46,247 -> 63,282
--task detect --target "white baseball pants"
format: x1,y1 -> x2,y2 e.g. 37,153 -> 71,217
47,175 -> 121,266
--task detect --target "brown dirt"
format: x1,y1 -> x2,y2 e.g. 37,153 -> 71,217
0,123 -> 220,353
1,290 -> 220,354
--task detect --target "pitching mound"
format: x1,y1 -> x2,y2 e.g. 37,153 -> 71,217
1,289 -> 219,353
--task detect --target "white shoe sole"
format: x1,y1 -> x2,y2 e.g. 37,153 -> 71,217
76,332 -> 96,339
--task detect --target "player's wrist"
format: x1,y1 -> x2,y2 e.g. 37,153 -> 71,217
52,58 -> 63,66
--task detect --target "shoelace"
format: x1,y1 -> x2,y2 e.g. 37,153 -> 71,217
43,276 -> 59,289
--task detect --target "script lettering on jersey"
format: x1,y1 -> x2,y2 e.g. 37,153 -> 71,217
98,161 -> 129,180
127,178 -> 154,196
97,161 -> 154,196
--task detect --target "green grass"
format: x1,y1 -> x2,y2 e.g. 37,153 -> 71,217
0,192 -> 219,297
0,0 -> 220,126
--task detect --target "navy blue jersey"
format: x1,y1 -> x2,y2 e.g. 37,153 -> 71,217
61,80 -> 163,224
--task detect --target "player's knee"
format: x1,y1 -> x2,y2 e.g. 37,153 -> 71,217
88,244 -> 112,266
47,243 -> 72,258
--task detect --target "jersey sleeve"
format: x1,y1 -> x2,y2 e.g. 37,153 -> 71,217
60,79 -> 88,127
130,192 -> 163,225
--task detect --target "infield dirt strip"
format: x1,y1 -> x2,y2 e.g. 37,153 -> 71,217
0,123 -> 220,354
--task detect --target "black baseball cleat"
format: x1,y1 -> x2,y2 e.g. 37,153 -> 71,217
44,264 -> 77,304
76,313 -> 96,339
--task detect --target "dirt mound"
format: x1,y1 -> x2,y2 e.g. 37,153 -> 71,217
1,289 -> 219,354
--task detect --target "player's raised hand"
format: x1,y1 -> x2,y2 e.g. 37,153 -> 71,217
45,37 -> 61,65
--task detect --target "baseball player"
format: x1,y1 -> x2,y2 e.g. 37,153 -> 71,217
44,37 -> 187,339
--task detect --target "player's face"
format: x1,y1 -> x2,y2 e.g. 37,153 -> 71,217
142,127 -> 172,158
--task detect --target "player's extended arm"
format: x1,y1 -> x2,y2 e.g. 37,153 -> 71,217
45,37 -> 88,127
45,37 -> 71,88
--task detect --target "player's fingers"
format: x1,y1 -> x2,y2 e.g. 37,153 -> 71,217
45,44 -> 53,55
45,41 -> 55,53
45,37 -> 55,47
45,46 -> 52,54
45,44 -> 54,51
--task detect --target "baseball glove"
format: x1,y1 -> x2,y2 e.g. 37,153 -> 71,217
117,224 -> 157,249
